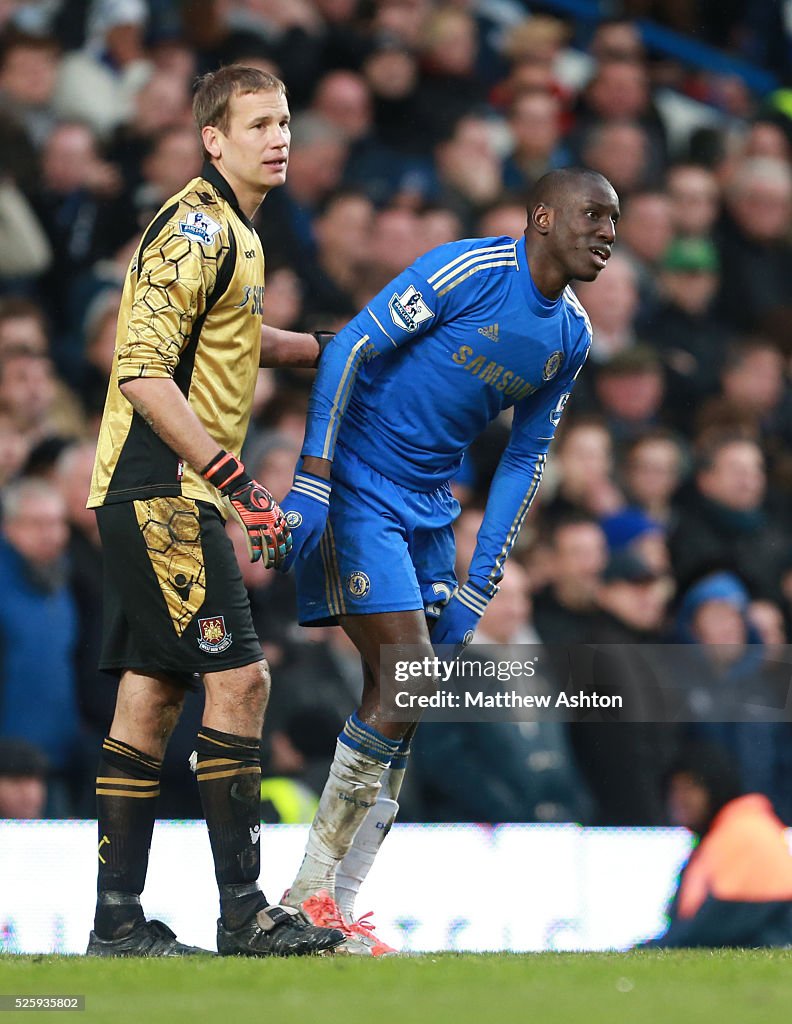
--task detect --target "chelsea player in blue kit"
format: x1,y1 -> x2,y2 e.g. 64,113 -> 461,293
265,168 -> 619,952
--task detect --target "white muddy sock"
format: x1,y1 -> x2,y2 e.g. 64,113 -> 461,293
335,738 -> 411,920
289,714 -> 400,905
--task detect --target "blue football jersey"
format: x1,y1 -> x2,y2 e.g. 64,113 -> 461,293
302,235 -> 592,595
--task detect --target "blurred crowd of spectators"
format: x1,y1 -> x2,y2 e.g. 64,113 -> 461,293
2,0 -> 792,828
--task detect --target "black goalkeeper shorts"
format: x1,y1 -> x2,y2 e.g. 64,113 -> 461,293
96,497 -> 264,686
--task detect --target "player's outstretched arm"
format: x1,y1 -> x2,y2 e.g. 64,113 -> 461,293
259,326 -> 336,368
260,325 -> 325,368
120,377 -> 291,568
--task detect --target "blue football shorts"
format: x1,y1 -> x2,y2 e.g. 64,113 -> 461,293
296,442 -> 461,625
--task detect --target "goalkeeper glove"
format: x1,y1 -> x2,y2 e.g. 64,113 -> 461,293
201,450 -> 291,568
431,582 -> 491,652
277,471 -> 331,573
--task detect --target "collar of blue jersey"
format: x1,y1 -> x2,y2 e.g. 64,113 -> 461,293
517,236 -> 563,318
200,161 -> 255,231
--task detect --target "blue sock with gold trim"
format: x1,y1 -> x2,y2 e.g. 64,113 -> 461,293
94,737 -> 161,939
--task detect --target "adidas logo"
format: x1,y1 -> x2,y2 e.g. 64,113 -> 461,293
478,323 -> 500,341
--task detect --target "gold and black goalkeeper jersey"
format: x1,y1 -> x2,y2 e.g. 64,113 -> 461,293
88,163 -> 266,513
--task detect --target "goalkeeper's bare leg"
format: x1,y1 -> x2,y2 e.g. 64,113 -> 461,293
89,662 -> 344,957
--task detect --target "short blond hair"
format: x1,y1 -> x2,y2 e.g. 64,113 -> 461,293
193,65 -> 287,158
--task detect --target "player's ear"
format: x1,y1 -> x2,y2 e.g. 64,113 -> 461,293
532,203 -> 552,235
202,125 -> 222,160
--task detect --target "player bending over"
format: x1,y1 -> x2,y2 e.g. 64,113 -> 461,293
263,167 -> 619,954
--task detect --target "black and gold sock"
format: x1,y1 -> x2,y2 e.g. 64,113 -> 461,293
194,727 -> 265,929
94,737 -> 161,940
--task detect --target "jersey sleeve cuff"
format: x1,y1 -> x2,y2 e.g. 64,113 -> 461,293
292,472 -> 331,505
456,582 -> 491,617
116,361 -> 176,381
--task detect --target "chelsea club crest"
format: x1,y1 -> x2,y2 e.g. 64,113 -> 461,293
543,351 -> 564,380
347,571 -> 371,599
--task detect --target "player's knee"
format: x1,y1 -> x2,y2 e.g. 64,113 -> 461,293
158,697 -> 185,737
249,660 -> 271,705
203,659 -> 271,728
230,660 -> 271,711
114,672 -> 186,741
149,688 -> 186,738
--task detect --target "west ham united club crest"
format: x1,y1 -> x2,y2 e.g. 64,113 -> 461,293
347,571 -> 371,599
197,616 -> 232,654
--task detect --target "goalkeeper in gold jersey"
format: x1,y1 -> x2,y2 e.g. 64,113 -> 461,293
85,66 -> 343,958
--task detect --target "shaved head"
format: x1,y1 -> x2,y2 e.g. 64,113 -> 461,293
528,167 -> 614,211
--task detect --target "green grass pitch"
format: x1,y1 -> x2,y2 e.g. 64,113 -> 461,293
2,951 -> 792,1024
